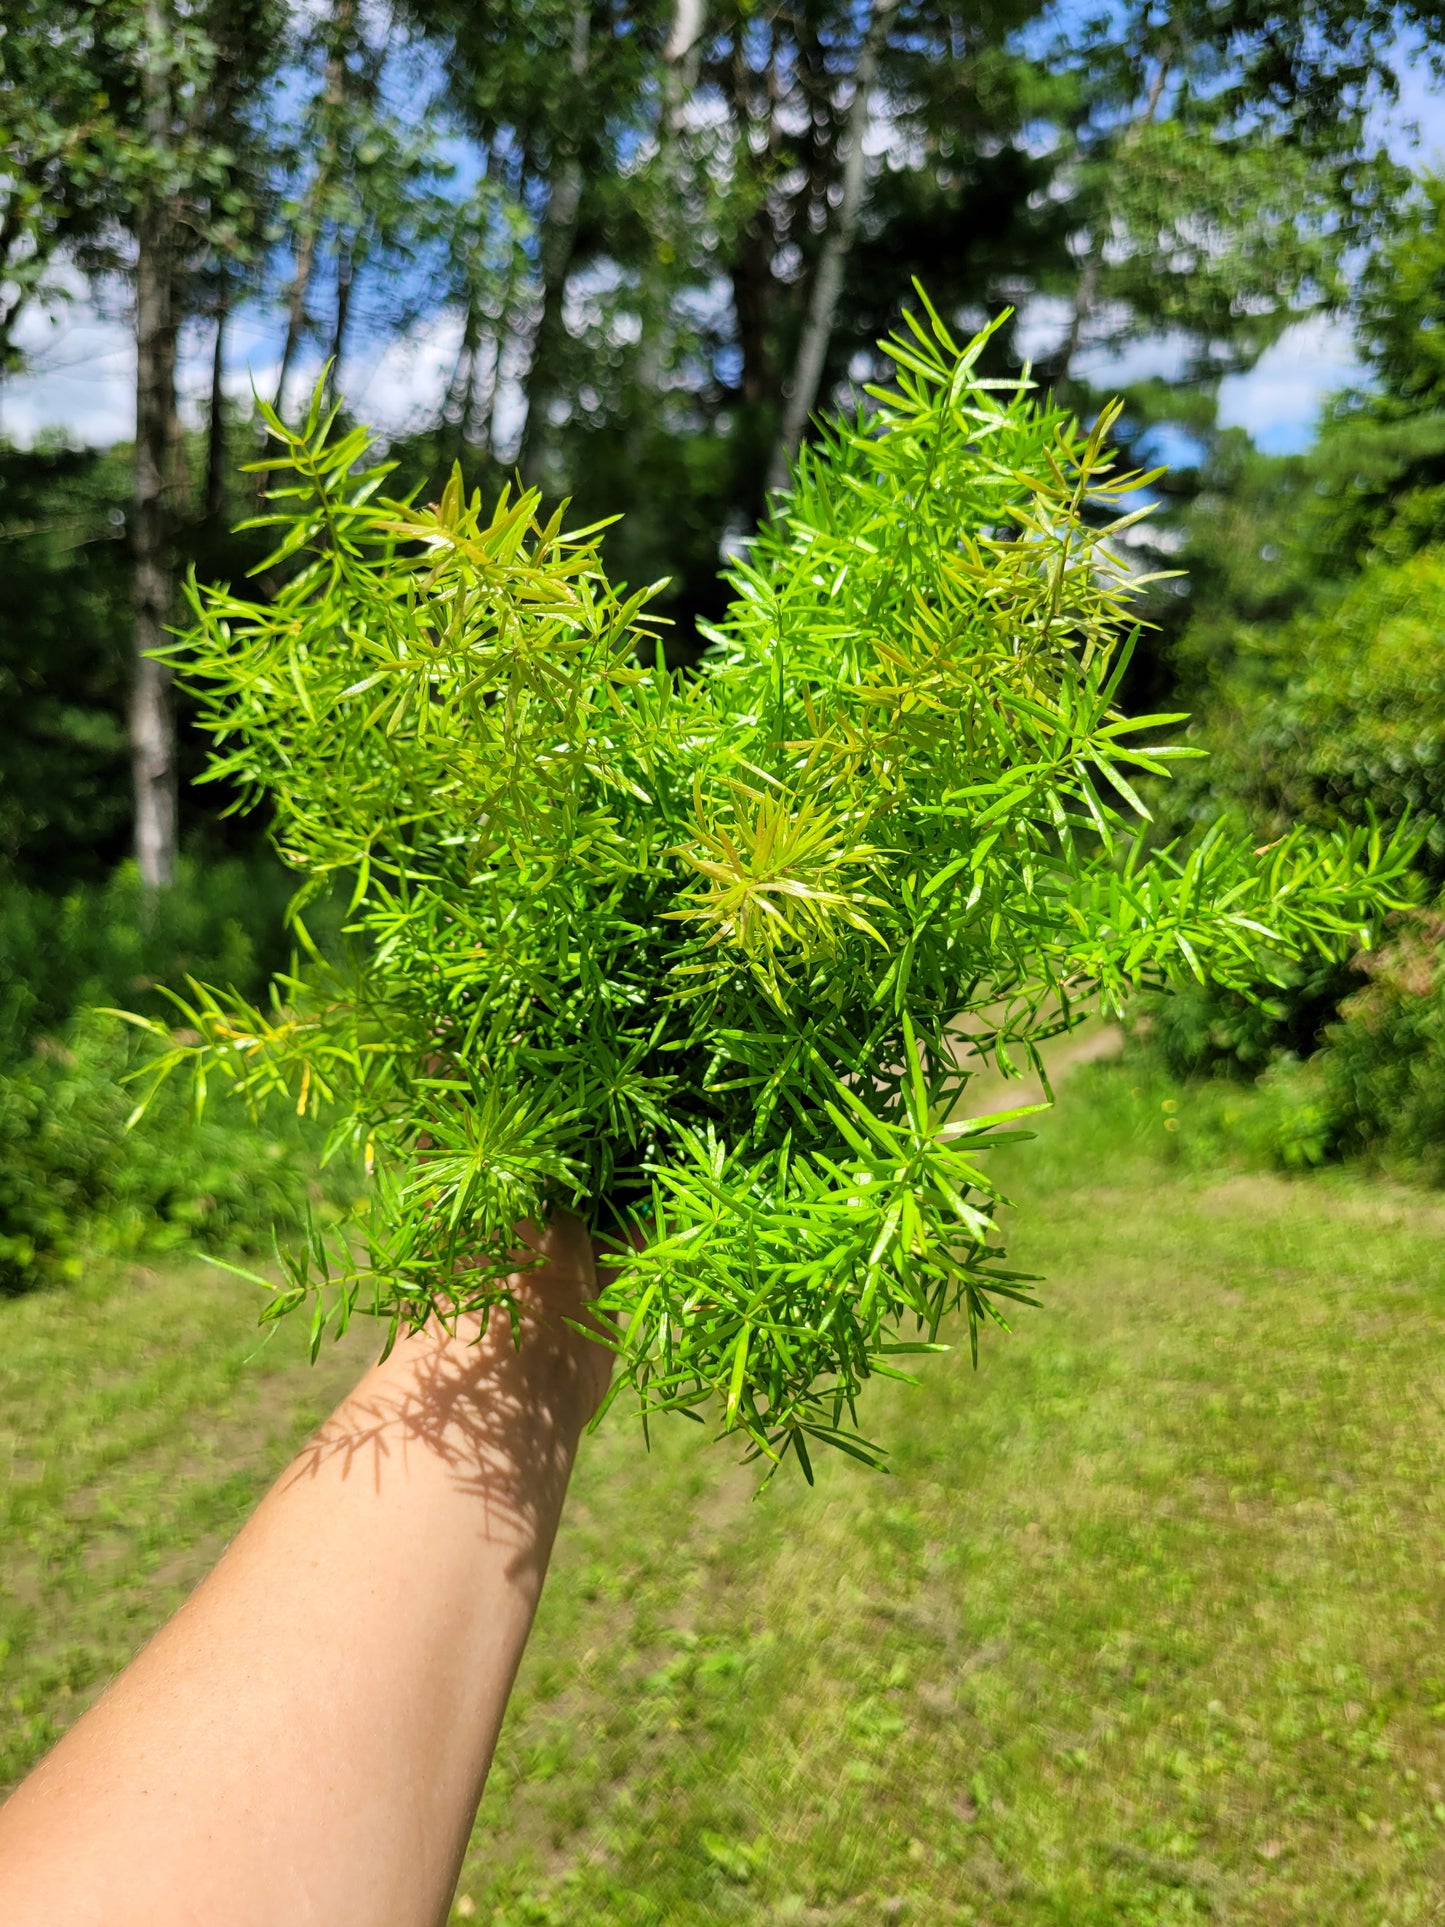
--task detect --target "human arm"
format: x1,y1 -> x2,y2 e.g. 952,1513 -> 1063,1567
0,1212 -> 612,1927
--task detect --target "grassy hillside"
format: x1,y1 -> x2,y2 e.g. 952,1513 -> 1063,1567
3,1069 -> 1444,1923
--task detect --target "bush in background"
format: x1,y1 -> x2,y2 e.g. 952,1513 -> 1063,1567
0,1009 -> 353,1295
0,855 -> 351,1293
1129,955 -> 1360,1083
1118,911 -> 1445,1182
1314,914 -> 1445,1174
0,855 -> 297,1055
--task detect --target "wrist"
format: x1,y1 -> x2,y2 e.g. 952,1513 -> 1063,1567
379,1213 -> 614,1431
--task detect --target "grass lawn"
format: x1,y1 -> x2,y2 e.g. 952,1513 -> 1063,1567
3,1068 -> 1444,1923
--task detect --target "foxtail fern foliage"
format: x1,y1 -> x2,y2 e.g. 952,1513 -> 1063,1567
138,301 -> 1414,1477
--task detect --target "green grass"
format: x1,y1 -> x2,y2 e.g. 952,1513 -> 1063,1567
4,1068 -> 1445,1922
0,1255 -> 363,1785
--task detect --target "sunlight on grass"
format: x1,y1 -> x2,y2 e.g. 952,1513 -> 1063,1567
3,1067 -> 1444,1922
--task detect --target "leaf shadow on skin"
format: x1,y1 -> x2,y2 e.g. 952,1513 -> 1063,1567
278,1214 -> 622,1583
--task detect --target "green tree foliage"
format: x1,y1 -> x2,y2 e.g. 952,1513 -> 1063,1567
1045,2 -> 1440,685
127,306 -> 1415,1474
402,0 -> 1076,597
0,2 -> 126,368
1168,544 -> 1445,855
987,0 -> 1429,414
1251,548 -> 1445,857
1296,173 -> 1445,572
1122,169 -> 1445,1111
1138,530 -> 1445,1091
1359,172 -> 1445,409
1079,120 -> 1352,371
1157,171 -> 1445,680
1160,175 -> 1445,844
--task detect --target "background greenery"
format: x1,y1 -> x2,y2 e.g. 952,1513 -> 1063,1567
6,0 -> 1445,1280
4,1074 -> 1443,1924
3,7 -> 1445,1914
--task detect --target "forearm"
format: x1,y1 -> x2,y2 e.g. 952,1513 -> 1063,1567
0,1217 -> 606,1927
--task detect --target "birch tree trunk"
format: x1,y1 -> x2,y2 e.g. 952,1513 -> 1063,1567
663,0 -> 705,110
131,0 -> 181,893
765,0 -> 898,496
518,0 -> 590,490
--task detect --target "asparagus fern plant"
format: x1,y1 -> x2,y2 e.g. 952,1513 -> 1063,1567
131,298 -> 1416,1478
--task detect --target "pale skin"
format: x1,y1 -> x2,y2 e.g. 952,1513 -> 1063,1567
0,1212 -> 615,1927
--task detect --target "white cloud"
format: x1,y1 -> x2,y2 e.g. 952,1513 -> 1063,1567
1073,324 -> 1196,390
0,291 -> 1375,464
0,295 -> 488,450
1011,293 -> 1071,365
1,295 -> 135,446
1014,302 -> 1365,457
331,314 -> 461,431
1381,36 -> 1445,169
1216,314 -> 1365,455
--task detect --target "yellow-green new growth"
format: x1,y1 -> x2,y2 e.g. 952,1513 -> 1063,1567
126,294 -> 1418,1481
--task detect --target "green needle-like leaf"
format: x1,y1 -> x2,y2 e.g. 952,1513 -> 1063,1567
135,294 -> 1422,1477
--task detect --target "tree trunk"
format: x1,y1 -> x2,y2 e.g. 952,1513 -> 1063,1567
131,0 -> 181,894
204,281 -> 229,524
273,218 -> 320,419
446,271 -> 508,463
517,0 -> 590,490
444,288 -> 480,452
329,236 -> 356,395
1059,251 -> 1099,387
631,0 -> 706,440
272,0 -> 355,417
484,240 -> 523,465
0,191 -> 35,372
727,22 -> 777,413
766,0 -> 898,496
664,0 -> 705,97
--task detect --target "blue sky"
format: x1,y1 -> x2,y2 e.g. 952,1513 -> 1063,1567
1067,25 -> 1445,456
4,33 -> 1445,457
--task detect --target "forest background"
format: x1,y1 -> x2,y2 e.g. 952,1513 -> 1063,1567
7,0 -> 1445,1289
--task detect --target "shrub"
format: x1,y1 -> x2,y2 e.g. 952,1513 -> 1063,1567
1127,956 -> 1360,1082
136,301 -> 1416,1476
0,855 -> 296,1058
1266,545 -> 1445,874
0,1010 -> 347,1295
0,851 -> 341,1294
1129,538 -> 1445,1090
1313,913 -> 1445,1174
1172,1056 -> 1340,1173
1128,913 -> 1445,1181
1019,1053 -> 1338,1185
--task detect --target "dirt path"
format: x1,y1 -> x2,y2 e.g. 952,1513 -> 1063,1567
950,1018 -> 1123,1122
